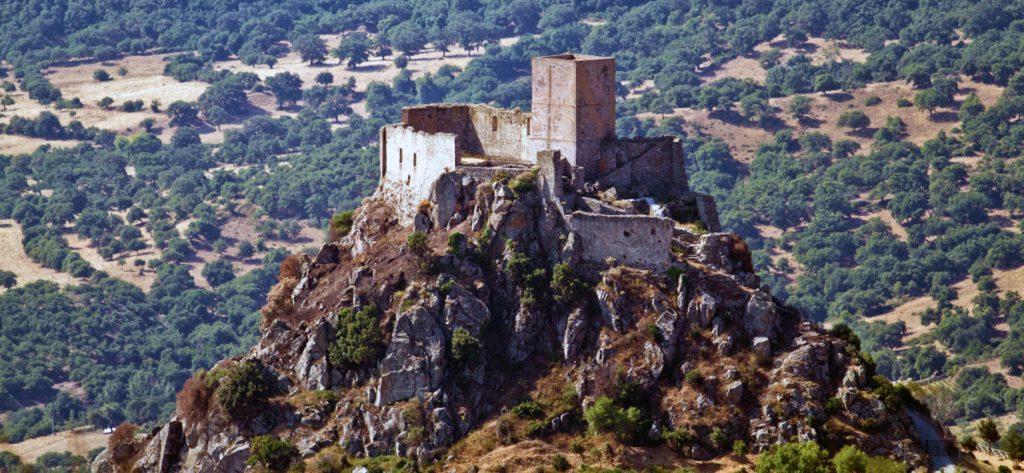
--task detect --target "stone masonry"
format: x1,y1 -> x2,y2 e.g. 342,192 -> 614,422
376,53 -> 719,270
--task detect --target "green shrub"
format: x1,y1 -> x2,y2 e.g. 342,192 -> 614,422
551,454 -> 570,472
407,231 -> 429,256
552,263 -> 587,304
216,361 -> 270,415
509,169 -> 538,195
663,428 -> 693,453
247,435 -> 297,472
684,369 -> 704,387
757,441 -> 829,473
447,231 -> 466,256
506,251 -> 531,283
896,98 -> 912,108
329,210 -> 355,241
526,421 -> 546,438
328,305 -> 382,367
824,397 -> 843,414
732,439 -> 747,456
665,266 -> 685,285
708,427 -> 728,450
583,396 -> 642,442
450,327 -> 481,365
646,323 -> 663,342
864,96 -> 881,106
512,400 -> 545,419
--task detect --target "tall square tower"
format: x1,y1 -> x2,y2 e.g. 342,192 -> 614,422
530,54 -> 616,179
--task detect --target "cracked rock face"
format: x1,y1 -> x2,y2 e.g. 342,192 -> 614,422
376,305 -> 447,406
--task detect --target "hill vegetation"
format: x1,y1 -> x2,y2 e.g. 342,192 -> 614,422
7,0 -> 1024,470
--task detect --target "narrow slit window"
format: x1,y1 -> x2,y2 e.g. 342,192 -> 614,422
492,116 -> 498,132
399,148 -> 404,164
527,117 -> 531,135
413,153 -> 417,167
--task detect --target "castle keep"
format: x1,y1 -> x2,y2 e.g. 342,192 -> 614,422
377,54 -> 718,270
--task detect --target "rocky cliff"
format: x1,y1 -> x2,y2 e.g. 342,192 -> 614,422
94,171 -> 939,472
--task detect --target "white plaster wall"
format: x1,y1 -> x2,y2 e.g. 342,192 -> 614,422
380,125 -> 458,225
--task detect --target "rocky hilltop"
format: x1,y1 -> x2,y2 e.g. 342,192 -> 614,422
92,164 -> 942,472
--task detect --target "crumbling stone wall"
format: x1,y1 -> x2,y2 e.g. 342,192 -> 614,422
567,212 -> 674,270
402,104 -> 530,163
380,125 -> 458,225
596,137 -> 687,197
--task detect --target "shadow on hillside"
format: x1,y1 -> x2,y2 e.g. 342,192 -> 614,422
351,63 -> 388,73
929,111 -> 959,123
823,92 -> 854,103
848,127 -> 879,139
797,116 -> 824,128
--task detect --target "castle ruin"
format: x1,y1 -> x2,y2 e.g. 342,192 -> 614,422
377,54 -> 719,270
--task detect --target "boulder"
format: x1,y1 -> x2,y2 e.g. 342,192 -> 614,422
724,381 -> 744,405
294,318 -> 332,390
561,231 -> 582,267
752,337 -> 772,358
376,306 -> 447,405
692,233 -> 734,272
685,288 -> 718,328
443,285 -> 490,338
744,291 -> 779,340
562,308 -> 588,361
413,212 -> 432,232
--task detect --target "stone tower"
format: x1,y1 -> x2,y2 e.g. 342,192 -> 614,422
530,54 -> 616,178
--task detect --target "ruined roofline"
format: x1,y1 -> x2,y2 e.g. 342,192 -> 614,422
397,103 -> 530,130
540,53 -> 612,62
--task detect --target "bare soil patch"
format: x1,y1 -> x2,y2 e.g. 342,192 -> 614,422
0,219 -> 72,291
703,36 -> 870,85
0,429 -> 108,464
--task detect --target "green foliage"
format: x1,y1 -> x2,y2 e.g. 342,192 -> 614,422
684,369 -> 704,387
0,270 -> 16,288
92,69 -> 111,82
450,327 -> 481,365
864,96 -> 882,106
709,427 -> 728,449
583,396 -> 642,443
509,169 -> 538,196
329,210 -> 355,241
979,417 -> 1001,444
552,263 -> 587,304
407,231 -> 429,256
216,360 -> 271,415
732,439 -> 748,456
836,110 -> 870,130
246,435 -> 297,472
512,400 -> 544,419
756,441 -> 830,473
447,232 -> 466,256
328,305 -> 382,367
551,454 -> 570,472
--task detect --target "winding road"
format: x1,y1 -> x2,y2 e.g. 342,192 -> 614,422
908,410 -> 956,473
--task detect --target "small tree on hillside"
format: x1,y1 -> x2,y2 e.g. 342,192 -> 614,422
979,417 -> 1001,446
293,34 -> 328,64
789,95 -> 813,121
93,69 -> 111,82
836,110 -> 870,132
915,88 -> 942,116
314,71 -> 333,85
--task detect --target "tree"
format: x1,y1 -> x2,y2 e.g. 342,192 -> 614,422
836,110 -> 870,131
139,118 -> 155,132
93,69 -> 111,82
1004,425 -> 1024,468
328,306 -> 382,366
236,240 -> 255,259
0,95 -> 13,110
959,93 -> 985,121
0,270 -> 16,288
292,34 -> 327,64
265,72 -> 303,109
789,95 -> 813,121
314,72 -> 333,85
388,22 -> 428,56
979,417 -> 1001,445
167,101 -> 199,127
394,54 -> 409,70
202,259 -> 235,287
740,94 -> 773,126
98,97 -> 114,109
756,441 -> 830,473
332,33 -> 371,69
246,436 -> 296,472
813,73 -> 840,95
901,64 -> 932,89
915,88 -> 942,116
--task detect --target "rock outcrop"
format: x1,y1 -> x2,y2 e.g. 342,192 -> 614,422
95,168 -> 934,473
